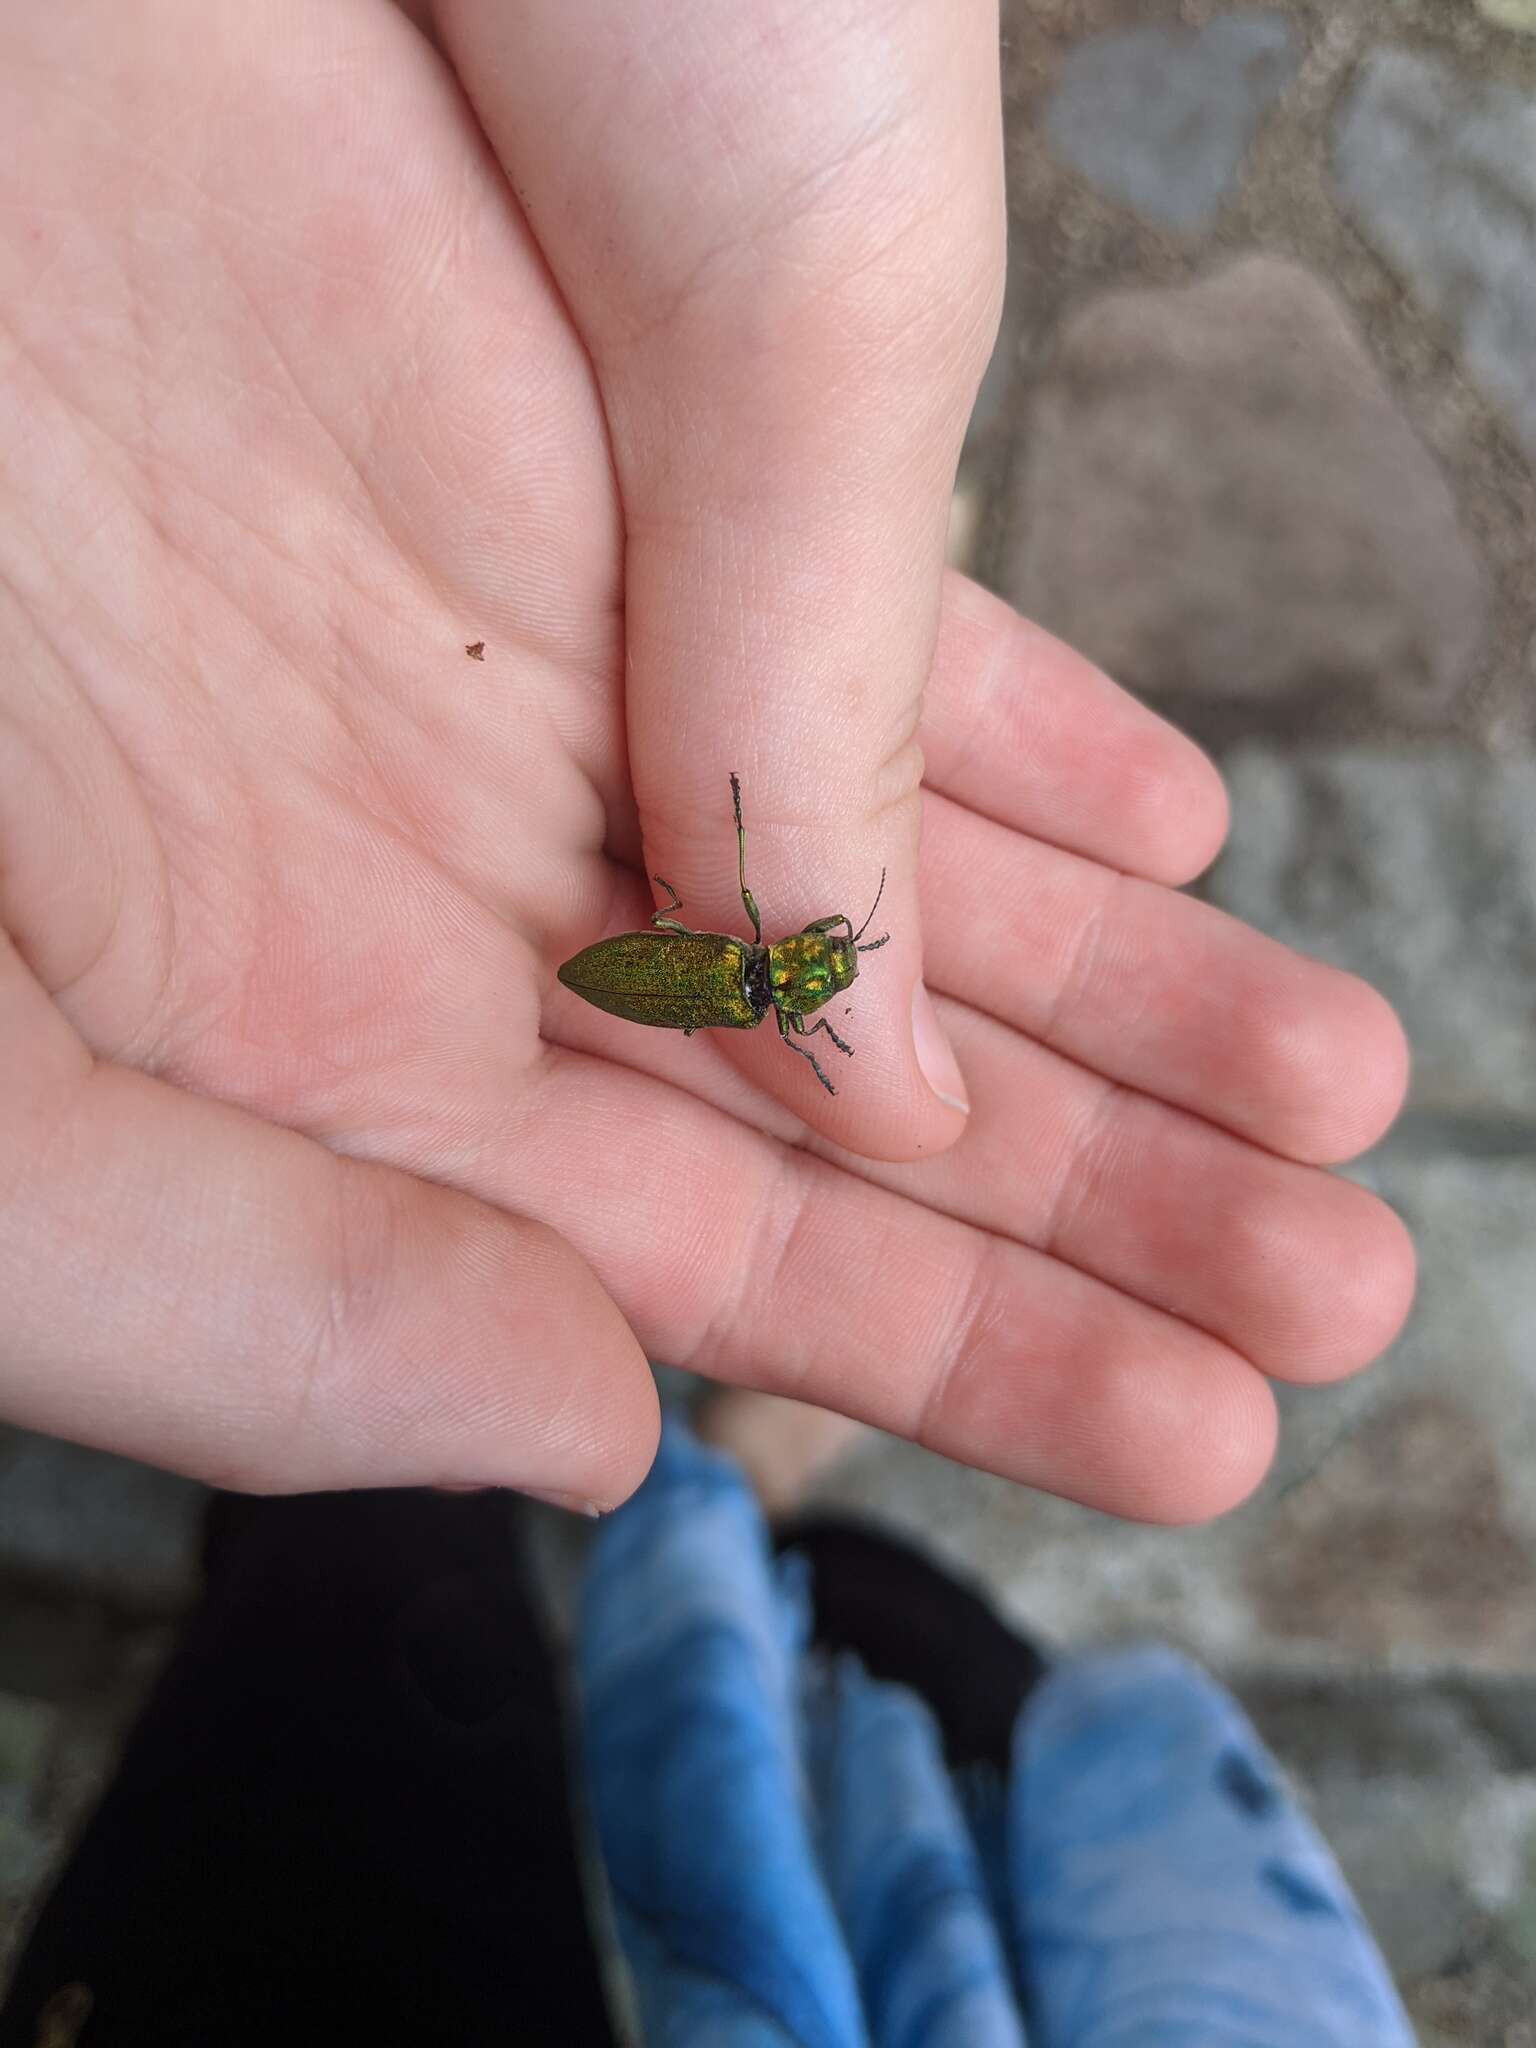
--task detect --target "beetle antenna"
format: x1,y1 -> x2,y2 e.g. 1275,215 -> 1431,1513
854,867 -> 887,948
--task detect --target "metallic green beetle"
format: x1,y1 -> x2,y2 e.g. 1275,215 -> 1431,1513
557,774 -> 888,1095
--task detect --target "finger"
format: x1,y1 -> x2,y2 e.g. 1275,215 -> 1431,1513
921,571 -> 1231,886
542,877 -> 1415,1393
818,997 -> 1417,1388
0,938 -> 656,1504
569,567 -> 1230,894
547,795 -> 1410,1178
505,1049 -> 1279,1524
443,0 -> 1004,1156
919,789 -> 1411,1164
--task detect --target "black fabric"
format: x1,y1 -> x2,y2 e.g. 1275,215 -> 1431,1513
0,1488 -> 616,2048
3,1487 -> 1051,2045
774,1514 -> 1050,1772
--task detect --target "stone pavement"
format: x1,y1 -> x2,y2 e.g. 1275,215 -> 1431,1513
4,3 -> 1535,2040
0,1429 -> 195,1982
951,3 -> 1536,2035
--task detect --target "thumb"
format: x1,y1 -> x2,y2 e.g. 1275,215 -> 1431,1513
437,0 -> 1002,1157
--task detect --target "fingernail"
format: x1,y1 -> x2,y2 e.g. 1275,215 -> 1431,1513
522,1487 -> 604,1518
911,979 -> 969,1114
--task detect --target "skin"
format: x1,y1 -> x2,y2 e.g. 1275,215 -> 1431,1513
0,0 -> 1413,1520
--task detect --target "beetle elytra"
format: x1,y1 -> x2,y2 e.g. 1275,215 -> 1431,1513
556,775 -> 888,1094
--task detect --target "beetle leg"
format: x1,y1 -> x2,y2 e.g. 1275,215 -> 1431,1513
791,1012 -> 854,1059
650,877 -> 695,935
776,1008 -> 836,1095
730,774 -> 764,946
800,913 -> 855,942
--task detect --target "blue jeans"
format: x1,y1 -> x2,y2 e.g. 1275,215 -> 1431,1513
579,1417 -> 1415,2048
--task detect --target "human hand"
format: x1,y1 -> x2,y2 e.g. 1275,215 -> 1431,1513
0,0 -> 1412,1517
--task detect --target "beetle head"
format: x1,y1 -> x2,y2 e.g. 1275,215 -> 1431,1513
824,935 -> 860,997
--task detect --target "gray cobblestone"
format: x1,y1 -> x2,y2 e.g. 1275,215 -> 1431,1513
0,1429 -> 204,1614
1003,261 -> 1487,740
1041,13 -> 1299,232
1334,47 -> 1536,462
1209,749 -> 1536,1125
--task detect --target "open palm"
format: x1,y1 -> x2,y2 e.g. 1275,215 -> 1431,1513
0,0 -> 1412,1518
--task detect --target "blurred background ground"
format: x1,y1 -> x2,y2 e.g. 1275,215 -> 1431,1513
4,2 -> 1535,2039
